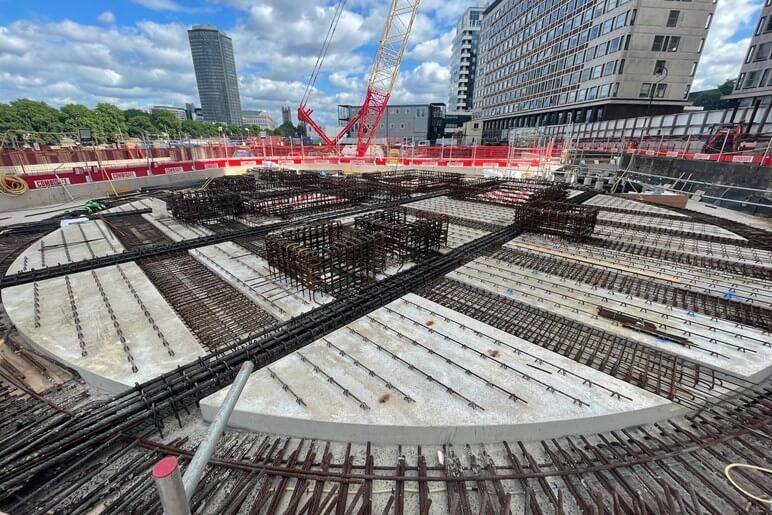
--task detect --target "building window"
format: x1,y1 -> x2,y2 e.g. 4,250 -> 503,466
757,16 -> 767,36
736,73 -> 746,90
746,46 -> 756,63
745,71 -> 760,89
654,60 -> 667,74
654,84 -> 668,98
756,42 -> 772,61
666,10 -> 680,28
760,69 -> 771,89
652,35 -> 679,52
640,83 -> 652,98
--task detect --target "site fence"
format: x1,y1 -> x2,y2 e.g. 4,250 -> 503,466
2,138 -> 771,192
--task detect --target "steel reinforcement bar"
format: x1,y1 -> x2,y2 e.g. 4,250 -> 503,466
0,224 -> 518,499
3,377 -> 770,515
490,247 -> 772,334
419,278 -> 751,408
0,192 -> 447,290
584,236 -> 772,282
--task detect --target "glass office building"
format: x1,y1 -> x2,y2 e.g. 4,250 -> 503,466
188,25 -> 243,125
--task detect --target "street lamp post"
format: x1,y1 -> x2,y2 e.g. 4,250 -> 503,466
643,65 -> 668,151
630,65 -> 668,173
218,126 -> 227,159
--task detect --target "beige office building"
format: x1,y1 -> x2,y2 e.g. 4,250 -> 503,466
724,2 -> 772,116
473,0 -> 717,141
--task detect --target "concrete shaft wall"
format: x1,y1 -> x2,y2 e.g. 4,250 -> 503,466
620,154 -> 772,190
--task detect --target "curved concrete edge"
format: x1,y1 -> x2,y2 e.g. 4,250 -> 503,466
7,320 -> 130,394
1,264 -> 206,396
201,397 -> 685,445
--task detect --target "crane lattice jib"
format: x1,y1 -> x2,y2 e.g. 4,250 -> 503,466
355,0 -> 420,157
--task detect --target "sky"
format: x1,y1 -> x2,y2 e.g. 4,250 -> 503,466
0,0 -> 764,127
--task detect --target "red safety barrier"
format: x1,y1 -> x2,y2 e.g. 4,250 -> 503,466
15,155 -> 564,190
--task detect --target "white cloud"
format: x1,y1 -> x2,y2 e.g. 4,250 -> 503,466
0,19 -> 195,108
98,11 -> 116,25
408,29 -> 454,64
693,0 -> 763,90
0,0 -> 463,125
130,0 -> 187,12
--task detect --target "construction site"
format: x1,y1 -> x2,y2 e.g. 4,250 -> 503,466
0,0 -> 771,512
0,163 -> 770,514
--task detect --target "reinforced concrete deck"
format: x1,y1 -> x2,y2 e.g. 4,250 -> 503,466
190,242 -> 332,321
512,234 -> 772,309
404,196 -> 514,226
584,195 -> 689,217
450,251 -> 772,380
201,294 -> 675,444
2,262 -> 204,393
7,219 -> 124,274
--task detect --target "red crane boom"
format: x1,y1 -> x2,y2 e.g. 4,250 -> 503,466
298,0 -> 420,157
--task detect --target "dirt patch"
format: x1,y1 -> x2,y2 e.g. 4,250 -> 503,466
378,393 -> 391,404
487,349 -> 501,358
425,320 -> 435,327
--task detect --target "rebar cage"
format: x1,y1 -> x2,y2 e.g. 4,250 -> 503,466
265,222 -> 386,296
451,178 -> 568,206
367,169 -> 463,193
208,175 -> 257,193
167,191 -> 247,223
354,208 -> 449,261
513,202 -> 599,240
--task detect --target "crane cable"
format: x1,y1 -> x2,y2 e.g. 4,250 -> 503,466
0,173 -> 28,196
301,0 -> 348,107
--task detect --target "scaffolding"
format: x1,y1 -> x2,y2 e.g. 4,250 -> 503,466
265,222 -> 386,296
513,202 -> 599,240
354,208 -> 449,261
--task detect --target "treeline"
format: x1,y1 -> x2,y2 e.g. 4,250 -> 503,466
0,99 -> 301,145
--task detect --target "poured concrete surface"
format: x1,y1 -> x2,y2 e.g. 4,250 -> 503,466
6,219 -> 124,274
191,241 -> 332,321
451,254 -> 772,380
404,196 -> 513,226
512,234 -> 772,309
584,194 -> 689,217
2,263 -> 204,393
201,294 -> 675,444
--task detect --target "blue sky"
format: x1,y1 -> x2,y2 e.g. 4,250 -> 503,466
0,0 -> 764,127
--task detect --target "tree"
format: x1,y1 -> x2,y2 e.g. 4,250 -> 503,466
689,79 -> 736,111
60,104 -> 103,142
151,110 -> 182,138
123,108 -> 147,119
717,79 -> 736,96
0,103 -> 29,133
127,114 -> 155,137
8,99 -> 63,143
95,103 -> 128,142
274,121 -> 296,137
